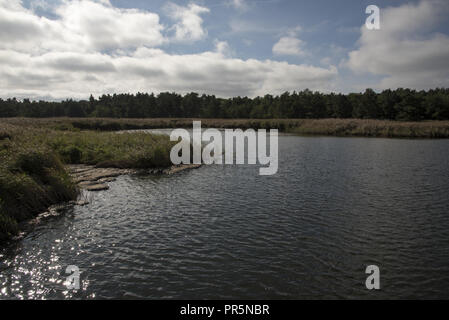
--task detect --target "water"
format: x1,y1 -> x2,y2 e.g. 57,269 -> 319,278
1,135 -> 449,299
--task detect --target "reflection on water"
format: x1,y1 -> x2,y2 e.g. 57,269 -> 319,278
1,136 -> 449,299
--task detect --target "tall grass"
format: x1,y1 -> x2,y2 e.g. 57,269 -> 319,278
50,130 -> 174,168
0,143 -> 78,242
2,117 -> 449,138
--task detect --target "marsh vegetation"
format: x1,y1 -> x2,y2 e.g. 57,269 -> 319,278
3,117 -> 449,138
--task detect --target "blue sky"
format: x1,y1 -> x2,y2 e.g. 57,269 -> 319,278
1,0 -> 449,99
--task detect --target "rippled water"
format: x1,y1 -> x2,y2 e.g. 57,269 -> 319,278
1,136 -> 449,299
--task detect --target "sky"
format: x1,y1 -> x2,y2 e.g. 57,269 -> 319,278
0,0 -> 449,100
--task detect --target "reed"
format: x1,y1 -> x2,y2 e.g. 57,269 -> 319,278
2,117 -> 448,138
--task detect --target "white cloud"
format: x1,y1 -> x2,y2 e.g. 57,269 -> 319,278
0,0 -> 338,100
0,0 -> 23,11
272,36 -> 304,56
214,40 -> 233,57
0,46 -> 338,99
56,0 -> 165,51
272,26 -> 304,56
165,2 -> 210,42
345,0 -> 449,90
0,0 -> 165,53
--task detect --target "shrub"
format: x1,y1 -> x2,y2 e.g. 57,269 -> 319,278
59,146 -> 83,163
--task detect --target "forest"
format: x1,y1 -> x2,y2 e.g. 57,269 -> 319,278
1,88 -> 449,121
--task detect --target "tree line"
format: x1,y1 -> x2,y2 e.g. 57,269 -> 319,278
1,88 -> 449,121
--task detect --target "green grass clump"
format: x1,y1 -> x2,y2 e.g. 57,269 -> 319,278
0,145 -> 78,242
49,130 -> 175,168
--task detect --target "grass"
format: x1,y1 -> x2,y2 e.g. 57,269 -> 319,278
0,121 -> 175,243
50,130 -> 174,168
284,119 -> 449,138
2,117 -> 449,138
0,139 -> 78,242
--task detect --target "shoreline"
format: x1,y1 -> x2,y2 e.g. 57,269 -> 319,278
0,123 -> 180,244
3,163 -> 202,245
2,117 -> 449,139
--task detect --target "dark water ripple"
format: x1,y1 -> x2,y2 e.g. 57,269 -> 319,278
1,136 -> 449,299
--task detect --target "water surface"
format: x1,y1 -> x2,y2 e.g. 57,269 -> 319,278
1,136 -> 449,299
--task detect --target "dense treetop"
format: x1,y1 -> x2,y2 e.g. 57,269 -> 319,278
1,88 -> 449,121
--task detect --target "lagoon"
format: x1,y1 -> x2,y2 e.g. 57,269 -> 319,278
1,135 -> 449,299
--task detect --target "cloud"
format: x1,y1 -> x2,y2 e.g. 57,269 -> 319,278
0,0 -> 165,53
0,46 -> 338,99
165,2 -> 210,42
272,37 -> 304,56
0,0 -> 338,100
0,0 -> 23,11
214,40 -> 233,57
272,26 -> 304,56
56,0 -> 165,51
345,0 -> 449,90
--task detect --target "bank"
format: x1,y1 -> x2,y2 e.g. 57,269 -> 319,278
0,121 -> 178,243
3,117 -> 449,138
